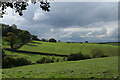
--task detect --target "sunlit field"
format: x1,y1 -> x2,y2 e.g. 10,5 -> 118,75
18,40 -> 119,56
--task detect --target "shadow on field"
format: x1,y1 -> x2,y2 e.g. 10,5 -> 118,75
14,42 -> 25,49
4,48 -> 68,57
31,41 -> 42,44
26,44 -> 37,46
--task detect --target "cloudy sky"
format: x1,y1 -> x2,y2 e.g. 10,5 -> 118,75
0,2 -> 118,42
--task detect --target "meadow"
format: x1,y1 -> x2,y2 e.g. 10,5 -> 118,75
18,40 -> 119,56
2,56 -> 118,78
2,40 -> 119,78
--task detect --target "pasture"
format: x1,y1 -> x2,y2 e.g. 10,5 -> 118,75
18,40 -> 119,56
2,40 -> 119,78
2,56 -> 118,78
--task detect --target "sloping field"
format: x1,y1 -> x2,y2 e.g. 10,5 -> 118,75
18,40 -> 119,56
4,50 -> 64,63
2,56 -> 118,78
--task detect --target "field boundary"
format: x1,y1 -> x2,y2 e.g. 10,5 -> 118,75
4,48 -> 68,57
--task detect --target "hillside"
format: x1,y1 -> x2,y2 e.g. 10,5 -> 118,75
2,56 -> 118,78
1,23 -> 119,79
4,50 -> 64,63
18,40 -> 119,56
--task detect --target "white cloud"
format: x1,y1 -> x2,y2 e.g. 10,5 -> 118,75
33,9 -> 49,21
42,21 -> 118,42
50,28 -> 54,31
0,7 -> 29,29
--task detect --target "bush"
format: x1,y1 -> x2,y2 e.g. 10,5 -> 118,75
85,41 -> 88,43
63,57 -> 67,61
41,38 -> 47,42
15,57 -> 32,66
2,56 -> 32,68
31,35 -> 40,41
67,52 -> 85,61
53,58 -> 60,62
36,57 -> 54,64
51,56 -> 56,62
49,38 -> 56,42
56,58 -> 67,62
36,56 -> 68,64
90,48 -> 105,58
58,40 -> 60,42
2,56 -> 15,68
83,54 -> 91,59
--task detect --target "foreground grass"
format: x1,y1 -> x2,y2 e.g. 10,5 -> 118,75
2,56 -> 118,78
18,40 -> 119,56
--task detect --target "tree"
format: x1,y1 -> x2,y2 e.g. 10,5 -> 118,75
0,0 -> 50,18
85,41 -> 88,43
41,38 -> 46,42
2,24 -> 22,36
58,40 -> 60,42
49,38 -> 56,42
4,32 -> 18,49
18,30 -> 31,43
31,35 -> 40,41
2,23 -> 33,44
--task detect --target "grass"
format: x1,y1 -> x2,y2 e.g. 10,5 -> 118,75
2,41 -> 11,48
106,42 -> 120,46
17,40 -> 119,56
4,50 -> 64,63
2,40 -> 118,78
2,56 -> 118,78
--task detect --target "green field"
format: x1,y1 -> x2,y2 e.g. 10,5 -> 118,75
2,56 -> 118,78
106,42 -> 120,46
18,40 -> 119,56
2,40 -> 119,78
4,50 -> 64,63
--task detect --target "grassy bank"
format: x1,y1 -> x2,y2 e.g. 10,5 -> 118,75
2,56 -> 118,78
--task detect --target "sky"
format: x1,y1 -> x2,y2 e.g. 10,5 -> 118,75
0,2 -> 118,42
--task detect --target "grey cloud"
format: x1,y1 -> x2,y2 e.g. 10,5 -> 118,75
38,2 -> 118,28
1,2 -> 118,42
21,2 -> 118,28
90,28 -> 107,36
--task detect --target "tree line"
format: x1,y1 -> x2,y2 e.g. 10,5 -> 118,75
2,24 -> 40,49
2,23 -> 58,49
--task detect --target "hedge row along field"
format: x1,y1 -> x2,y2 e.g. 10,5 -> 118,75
4,50 -> 64,63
